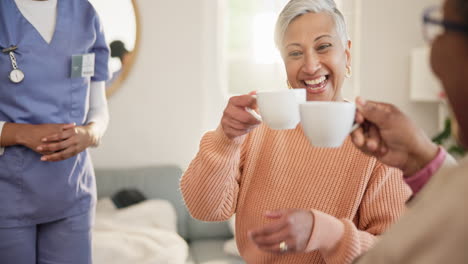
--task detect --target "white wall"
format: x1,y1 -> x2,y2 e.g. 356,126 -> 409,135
91,0 -> 209,169
358,0 -> 441,136
92,0 -> 443,169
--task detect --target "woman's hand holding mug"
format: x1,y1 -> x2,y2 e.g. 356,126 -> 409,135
221,93 -> 262,140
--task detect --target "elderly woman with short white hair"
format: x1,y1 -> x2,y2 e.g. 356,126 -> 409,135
180,0 -> 411,263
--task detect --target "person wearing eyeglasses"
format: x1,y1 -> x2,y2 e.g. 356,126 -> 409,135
349,0 -> 468,262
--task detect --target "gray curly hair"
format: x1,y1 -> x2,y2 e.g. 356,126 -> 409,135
274,0 -> 348,51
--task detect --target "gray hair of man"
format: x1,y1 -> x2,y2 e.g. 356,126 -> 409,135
274,0 -> 349,54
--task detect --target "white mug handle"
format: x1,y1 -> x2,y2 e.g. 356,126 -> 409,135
245,94 -> 262,121
348,102 -> 359,133
245,107 -> 262,121
350,123 -> 360,133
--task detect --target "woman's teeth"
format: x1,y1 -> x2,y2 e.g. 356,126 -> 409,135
304,76 -> 327,90
305,76 -> 326,85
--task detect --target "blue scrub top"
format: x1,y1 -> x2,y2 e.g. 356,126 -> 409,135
0,0 -> 110,227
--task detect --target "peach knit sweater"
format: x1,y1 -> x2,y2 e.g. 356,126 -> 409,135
180,124 -> 411,264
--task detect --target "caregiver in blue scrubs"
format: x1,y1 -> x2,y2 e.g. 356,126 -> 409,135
0,0 -> 110,263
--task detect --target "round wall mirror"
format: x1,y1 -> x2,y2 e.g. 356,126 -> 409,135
89,0 -> 140,97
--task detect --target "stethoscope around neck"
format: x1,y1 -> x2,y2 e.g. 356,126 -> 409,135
1,45 -> 25,84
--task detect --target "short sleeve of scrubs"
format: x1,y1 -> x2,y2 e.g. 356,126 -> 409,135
90,10 -> 110,82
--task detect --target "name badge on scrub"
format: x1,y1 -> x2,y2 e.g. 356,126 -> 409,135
71,53 -> 95,78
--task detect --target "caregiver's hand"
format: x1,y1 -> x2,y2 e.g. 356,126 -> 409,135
37,123 -> 99,162
249,209 -> 313,254
221,93 -> 262,139
2,123 -> 75,155
351,97 -> 439,176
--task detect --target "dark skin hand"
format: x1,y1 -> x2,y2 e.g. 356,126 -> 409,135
37,123 -> 99,162
1,123 -> 75,155
351,97 -> 439,176
1,122 -> 99,162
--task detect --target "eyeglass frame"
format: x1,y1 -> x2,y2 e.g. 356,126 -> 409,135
423,6 -> 468,40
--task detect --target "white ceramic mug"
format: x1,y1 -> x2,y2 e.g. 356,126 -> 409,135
248,89 -> 306,130
299,101 -> 358,148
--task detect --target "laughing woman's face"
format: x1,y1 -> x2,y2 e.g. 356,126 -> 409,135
281,12 -> 351,102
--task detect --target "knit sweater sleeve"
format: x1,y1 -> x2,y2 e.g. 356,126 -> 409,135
307,162 -> 412,264
180,125 -> 247,222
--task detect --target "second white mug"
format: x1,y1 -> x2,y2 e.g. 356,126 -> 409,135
299,101 -> 356,148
